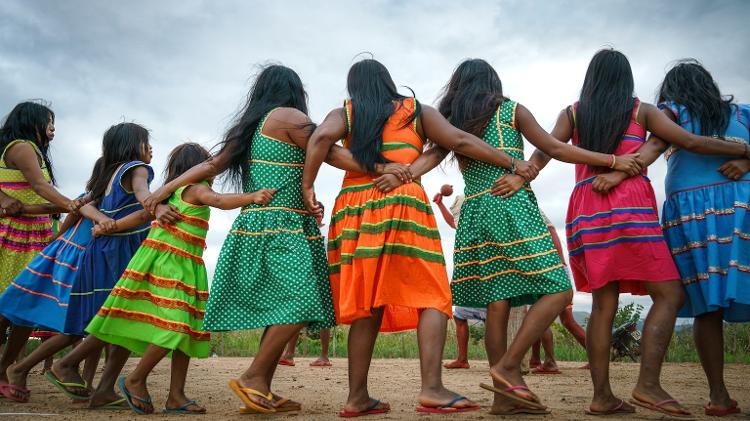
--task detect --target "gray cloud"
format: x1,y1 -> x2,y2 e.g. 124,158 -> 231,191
2,0 -> 748,312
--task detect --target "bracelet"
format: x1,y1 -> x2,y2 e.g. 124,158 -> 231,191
608,154 -> 617,169
510,157 -> 516,174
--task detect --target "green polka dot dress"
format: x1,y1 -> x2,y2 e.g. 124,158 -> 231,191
450,100 -> 571,308
202,109 -> 336,331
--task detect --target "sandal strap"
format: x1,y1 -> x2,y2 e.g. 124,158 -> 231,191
654,399 -> 679,408
443,396 -> 467,408
505,385 -> 530,392
240,387 -> 273,401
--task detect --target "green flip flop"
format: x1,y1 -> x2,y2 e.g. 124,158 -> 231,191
87,397 -> 128,411
163,400 -> 207,414
44,371 -> 90,400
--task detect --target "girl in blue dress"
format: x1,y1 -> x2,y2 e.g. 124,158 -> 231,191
593,59 -> 750,417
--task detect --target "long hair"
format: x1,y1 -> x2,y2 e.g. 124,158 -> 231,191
217,64 -> 309,190
346,59 -> 420,172
437,58 -> 505,167
577,49 -> 635,154
164,143 -> 211,185
657,59 -> 733,138
87,122 -> 150,203
0,101 -> 57,184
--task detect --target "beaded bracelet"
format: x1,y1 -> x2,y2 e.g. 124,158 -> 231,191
608,154 -> 617,169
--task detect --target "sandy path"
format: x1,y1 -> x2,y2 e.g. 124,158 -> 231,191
1,358 -> 748,420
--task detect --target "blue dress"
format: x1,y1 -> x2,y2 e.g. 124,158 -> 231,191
0,215 -> 93,335
66,161 -> 153,334
660,102 -> 750,321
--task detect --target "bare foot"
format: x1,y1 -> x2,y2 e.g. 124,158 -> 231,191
490,392 -> 520,414
490,362 -> 540,404
49,363 -> 89,396
343,396 -> 390,414
589,395 -> 635,414
120,376 -> 153,414
166,393 -> 206,413
632,386 -> 691,417
6,362 -> 30,397
528,358 -> 541,369
271,392 -> 301,409
237,375 -> 274,409
309,357 -> 332,367
417,387 -> 477,410
443,359 -> 470,369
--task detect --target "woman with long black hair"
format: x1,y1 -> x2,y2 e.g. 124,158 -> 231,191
531,49 -> 749,417
594,59 -> 750,417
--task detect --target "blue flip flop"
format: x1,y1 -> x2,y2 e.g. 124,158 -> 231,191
163,400 -> 207,414
117,376 -> 152,415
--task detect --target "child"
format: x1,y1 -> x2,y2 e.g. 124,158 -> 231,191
594,59 -> 750,417
48,122 -> 178,409
535,49 -> 749,417
85,143 -> 273,414
0,101 -> 81,393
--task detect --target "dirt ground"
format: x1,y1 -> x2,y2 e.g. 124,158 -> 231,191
1,358 -> 749,420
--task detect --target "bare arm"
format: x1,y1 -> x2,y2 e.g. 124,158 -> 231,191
0,189 -> 23,216
302,109 -> 348,214
372,147 -> 449,193
517,104 -> 643,174
5,143 -> 72,210
53,212 -> 81,240
644,104 -> 750,157
432,193 -> 456,229
21,203 -> 68,215
183,183 -> 275,210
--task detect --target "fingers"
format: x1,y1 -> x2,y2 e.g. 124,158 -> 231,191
432,193 -> 441,203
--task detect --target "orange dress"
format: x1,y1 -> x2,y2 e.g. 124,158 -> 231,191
328,98 -> 452,332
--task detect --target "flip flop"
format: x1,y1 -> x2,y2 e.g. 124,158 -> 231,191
164,400 -> 207,414
629,397 -> 694,419
278,357 -> 295,366
704,400 -> 741,417
585,399 -> 636,416
117,376 -> 153,415
228,379 -> 276,414
0,383 -> 30,403
44,370 -> 89,400
491,405 -> 552,415
240,396 -> 301,414
416,395 -> 481,413
338,399 -> 390,418
310,359 -> 333,367
87,397 -> 128,411
443,361 -> 470,369
532,366 -> 562,375
480,383 -> 546,410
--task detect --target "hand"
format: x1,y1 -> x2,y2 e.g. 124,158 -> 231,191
375,163 -> 412,183
592,171 -> 629,194
612,153 -> 644,176
432,193 -> 443,205
143,187 -> 171,214
0,195 -> 23,217
155,204 -> 181,225
248,189 -> 276,205
96,218 -> 117,234
718,159 -> 750,181
303,186 -> 322,216
91,224 -> 105,237
491,174 -> 526,198
513,159 -> 539,182
373,174 -> 403,193
68,197 -> 88,214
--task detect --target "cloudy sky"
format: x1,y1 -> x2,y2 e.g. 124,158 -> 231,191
2,0 -> 748,313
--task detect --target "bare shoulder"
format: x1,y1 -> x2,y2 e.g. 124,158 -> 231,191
182,182 -> 211,205
269,107 -> 311,126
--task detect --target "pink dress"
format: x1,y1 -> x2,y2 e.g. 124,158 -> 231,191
565,98 -> 679,295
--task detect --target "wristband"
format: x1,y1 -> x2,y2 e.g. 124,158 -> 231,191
510,157 -> 516,174
608,154 -> 617,169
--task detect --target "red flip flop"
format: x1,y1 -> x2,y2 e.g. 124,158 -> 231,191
704,400 -> 741,417
339,399 -> 389,418
1,383 -> 30,403
532,366 -> 561,375
629,397 -> 694,419
278,358 -> 295,367
416,396 -> 480,413
585,399 -> 636,416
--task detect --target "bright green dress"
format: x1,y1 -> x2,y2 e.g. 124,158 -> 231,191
450,100 -> 571,308
86,184 -> 211,358
202,110 -> 335,331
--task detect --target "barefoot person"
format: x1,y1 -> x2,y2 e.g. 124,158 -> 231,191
303,58 -> 541,416
533,49 -> 750,417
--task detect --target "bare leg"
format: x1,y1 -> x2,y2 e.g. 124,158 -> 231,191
123,344 -> 167,414
587,282 -> 633,413
484,300 -> 517,414
560,306 -> 586,348
238,323 -> 304,409
6,334 -> 81,397
416,308 -> 477,409
632,280 -> 690,415
530,339 -> 542,368
311,329 -> 331,366
166,350 -> 205,412
52,335 -> 105,394
491,290 -> 572,398
0,324 -> 32,384
81,345 -> 100,388
694,309 -> 734,409
443,318 -> 470,368
539,329 -> 559,372
281,332 -> 299,364
88,345 -> 130,408
343,308 -> 389,414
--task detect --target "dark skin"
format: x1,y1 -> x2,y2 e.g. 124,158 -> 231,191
523,101 -> 739,416
142,107 -> 411,216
